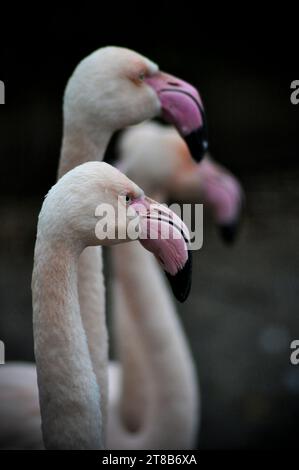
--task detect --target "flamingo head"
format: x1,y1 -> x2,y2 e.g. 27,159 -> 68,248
41,162 -> 192,302
64,46 -> 208,162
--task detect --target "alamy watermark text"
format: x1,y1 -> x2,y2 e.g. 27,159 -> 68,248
290,80 -> 299,105
0,81 -> 4,104
0,340 -> 4,364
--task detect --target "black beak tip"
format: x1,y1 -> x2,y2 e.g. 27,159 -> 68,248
184,129 -> 209,163
219,220 -> 240,244
165,251 -> 192,302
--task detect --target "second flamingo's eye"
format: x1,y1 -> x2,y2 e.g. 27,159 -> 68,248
125,194 -> 132,204
139,72 -> 145,81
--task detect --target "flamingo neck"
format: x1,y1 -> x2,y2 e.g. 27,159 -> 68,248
58,122 -> 111,177
112,242 -> 198,449
32,236 -> 103,449
56,112 -> 111,440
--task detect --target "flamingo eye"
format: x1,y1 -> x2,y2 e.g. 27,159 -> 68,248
125,194 -> 132,204
138,71 -> 145,81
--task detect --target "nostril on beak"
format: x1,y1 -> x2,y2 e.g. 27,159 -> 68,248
167,81 -> 180,87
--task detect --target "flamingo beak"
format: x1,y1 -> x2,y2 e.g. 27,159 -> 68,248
219,219 -> 240,244
198,159 -> 244,244
131,197 -> 192,302
145,72 -> 208,162
218,195 -> 244,244
216,187 -> 244,245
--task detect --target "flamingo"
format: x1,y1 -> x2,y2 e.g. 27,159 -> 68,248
0,162 -> 191,449
107,121 -> 243,448
36,162 -> 191,448
59,46 -> 207,430
0,46 -> 207,449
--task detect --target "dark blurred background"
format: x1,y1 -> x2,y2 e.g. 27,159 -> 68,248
0,8 -> 299,449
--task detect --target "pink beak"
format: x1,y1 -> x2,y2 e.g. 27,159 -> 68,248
131,196 -> 192,302
145,72 -> 208,162
198,158 -> 244,243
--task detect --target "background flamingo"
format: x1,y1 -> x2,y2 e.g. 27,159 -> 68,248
107,121 -> 244,447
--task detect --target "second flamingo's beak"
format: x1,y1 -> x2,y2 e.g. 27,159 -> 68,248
197,158 -> 244,244
131,197 -> 192,302
145,72 -> 208,162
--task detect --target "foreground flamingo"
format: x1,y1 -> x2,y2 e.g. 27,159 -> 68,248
0,47 -> 207,448
2,162 -> 191,449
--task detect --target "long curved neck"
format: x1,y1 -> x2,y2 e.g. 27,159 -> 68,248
112,242 -> 199,449
57,118 -> 112,433
32,236 -> 103,449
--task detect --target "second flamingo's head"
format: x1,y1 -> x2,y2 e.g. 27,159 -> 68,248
118,122 -> 244,244
64,46 -> 208,162
40,162 -> 192,301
